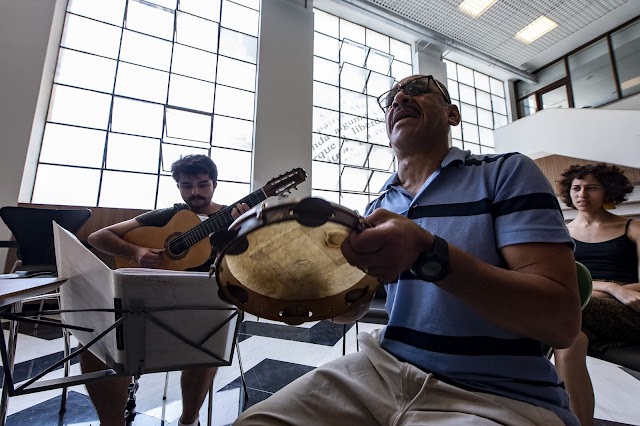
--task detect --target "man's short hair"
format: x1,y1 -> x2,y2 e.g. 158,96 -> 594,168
171,154 -> 218,183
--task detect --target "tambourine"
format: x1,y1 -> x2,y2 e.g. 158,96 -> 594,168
214,197 -> 380,325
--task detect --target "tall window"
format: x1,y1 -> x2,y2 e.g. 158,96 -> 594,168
311,9 -> 412,213
34,0 -> 259,209
444,60 -> 507,155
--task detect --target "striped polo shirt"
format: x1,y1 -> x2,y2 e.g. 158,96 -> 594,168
367,147 -> 578,425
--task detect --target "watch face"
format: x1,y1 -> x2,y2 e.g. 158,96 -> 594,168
421,261 -> 444,277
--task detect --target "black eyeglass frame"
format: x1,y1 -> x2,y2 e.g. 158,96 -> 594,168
377,76 -> 451,112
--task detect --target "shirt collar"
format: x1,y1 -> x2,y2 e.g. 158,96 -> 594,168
379,147 -> 471,191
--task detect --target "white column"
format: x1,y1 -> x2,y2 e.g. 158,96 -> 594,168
252,0 -> 314,198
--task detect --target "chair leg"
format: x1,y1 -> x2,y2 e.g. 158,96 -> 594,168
162,371 -> 170,400
355,321 -> 359,352
59,327 -> 70,414
207,382 -> 213,426
33,298 -> 45,331
235,341 -> 248,414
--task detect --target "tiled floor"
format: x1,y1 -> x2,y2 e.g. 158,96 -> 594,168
2,312 -> 640,425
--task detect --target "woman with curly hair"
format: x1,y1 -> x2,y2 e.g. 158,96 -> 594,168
555,163 -> 639,426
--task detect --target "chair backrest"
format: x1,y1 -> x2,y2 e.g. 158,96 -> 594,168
0,206 -> 91,273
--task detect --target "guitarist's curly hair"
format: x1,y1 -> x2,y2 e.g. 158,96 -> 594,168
171,154 -> 218,183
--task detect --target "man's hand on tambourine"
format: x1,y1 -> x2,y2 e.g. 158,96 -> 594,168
341,208 -> 434,282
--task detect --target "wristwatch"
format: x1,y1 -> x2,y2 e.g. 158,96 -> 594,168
410,234 -> 449,282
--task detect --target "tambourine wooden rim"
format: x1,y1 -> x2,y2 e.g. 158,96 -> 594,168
214,197 -> 379,325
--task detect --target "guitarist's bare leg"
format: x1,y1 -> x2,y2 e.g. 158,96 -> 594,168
180,367 -> 218,425
79,349 -> 130,426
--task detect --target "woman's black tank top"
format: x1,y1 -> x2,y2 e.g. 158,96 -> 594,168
573,219 -> 638,284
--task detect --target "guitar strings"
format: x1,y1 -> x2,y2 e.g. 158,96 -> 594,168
165,191 -> 266,255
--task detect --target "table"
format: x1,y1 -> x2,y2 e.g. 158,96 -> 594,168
0,277 -> 66,426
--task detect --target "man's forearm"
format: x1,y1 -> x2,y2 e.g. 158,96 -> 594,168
88,229 -> 140,259
433,244 -> 580,349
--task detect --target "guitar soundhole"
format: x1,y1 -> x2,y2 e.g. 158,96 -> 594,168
165,232 -> 188,260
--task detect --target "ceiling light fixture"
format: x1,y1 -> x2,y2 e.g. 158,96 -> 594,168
515,16 -> 558,44
458,0 -> 498,18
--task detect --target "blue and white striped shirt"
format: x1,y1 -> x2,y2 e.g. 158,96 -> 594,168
367,147 -> 578,425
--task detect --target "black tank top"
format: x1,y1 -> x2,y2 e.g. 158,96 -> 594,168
573,219 -> 638,284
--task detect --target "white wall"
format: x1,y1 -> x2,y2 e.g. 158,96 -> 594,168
493,108 -> 640,169
0,0 -> 65,263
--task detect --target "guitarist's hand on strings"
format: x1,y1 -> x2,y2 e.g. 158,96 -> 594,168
231,203 -> 250,219
135,247 -> 164,269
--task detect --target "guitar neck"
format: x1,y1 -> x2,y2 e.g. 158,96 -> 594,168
184,188 -> 267,247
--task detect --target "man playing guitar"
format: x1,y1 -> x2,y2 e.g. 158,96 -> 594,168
84,154 -> 249,426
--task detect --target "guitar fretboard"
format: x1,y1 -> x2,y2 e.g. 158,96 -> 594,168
167,189 -> 267,253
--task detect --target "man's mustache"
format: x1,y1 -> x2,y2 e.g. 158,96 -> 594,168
188,196 -> 206,202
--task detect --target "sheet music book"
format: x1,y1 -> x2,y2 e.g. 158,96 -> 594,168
53,223 -> 239,375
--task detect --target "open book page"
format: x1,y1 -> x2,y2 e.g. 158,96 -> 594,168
53,222 -> 118,364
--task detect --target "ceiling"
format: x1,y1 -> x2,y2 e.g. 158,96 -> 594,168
353,0 -> 640,73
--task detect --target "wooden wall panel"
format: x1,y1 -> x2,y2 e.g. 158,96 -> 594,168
534,155 -> 640,194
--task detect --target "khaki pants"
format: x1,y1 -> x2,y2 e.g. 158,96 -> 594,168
235,331 -> 565,426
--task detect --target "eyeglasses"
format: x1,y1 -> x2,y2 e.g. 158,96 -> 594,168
377,76 -> 451,112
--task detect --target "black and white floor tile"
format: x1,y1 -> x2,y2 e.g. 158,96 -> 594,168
2,312 -> 640,425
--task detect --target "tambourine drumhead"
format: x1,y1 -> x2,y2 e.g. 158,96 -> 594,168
215,198 -> 379,325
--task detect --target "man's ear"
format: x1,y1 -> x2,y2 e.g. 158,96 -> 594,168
447,103 -> 461,126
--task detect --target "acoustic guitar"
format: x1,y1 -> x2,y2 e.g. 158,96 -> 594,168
114,168 -> 307,270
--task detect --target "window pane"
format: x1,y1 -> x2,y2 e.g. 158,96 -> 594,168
48,85 -> 111,129
212,116 -> 253,151
491,95 -> 506,115
476,90 -> 491,110
126,0 -> 174,40
55,49 -> 117,93
176,11 -> 218,52
367,49 -> 393,75
340,39 -> 368,67
313,135 -> 340,163
217,56 -> 256,91
366,29 -> 389,53
168,74 -> 215,111
341,167 -> 370,191
313,107 -> 339,136
519,95 -> 537,117
211,147 -> 251,182
315,32 -> 340,62
462,122 -> 479,143
62,14 -> 121,58
341,193 -> 370,213
165,108 -> 211,142
111,97 -> 164,137
214,86 -> 255,120
160,144 -> 208,172
341,113 -> 367,142
460,103 -> 477,124
516,61 -> 566,98
611,20 -> 640,98
106,133 -> 160,173
340,89 -> 366,116
477,108 -> 493,128
569,39 -> 618,108
479,127 -> 494,147
490,78 -> 505,97
312,161 -> 339,191
32,165 -> 100,206
340,20 -> 365,44
314,82 -> 339,110
391,61 -> 412,81
68,0 -> 126,26
447,79 -> 459,100
341,140 -> 370,167
466,142 -> 480,155
444,60 -> 457,80
474,72 -> 490,92
368,120 -> 387,146
120,30 -> 173,70
457,65 -> 474,86
221,1 -> 258,36
219,28 -> 257,63
340,63 -> 369,92
157,174 -> 181,208
314,9 -> 339,37
180,0 -> 221,21
389,39 -> 411,63
40,124 -> 105,168
115,62 -> 169,104
369,171 -> 393,193
215,181 -> 251,206
369,145 -> 394,171
493,113 -> 508,129
99,171 -> 157,209
171,44 -> 217,82
459,84 -> 476,105
314,57 -> 339,85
